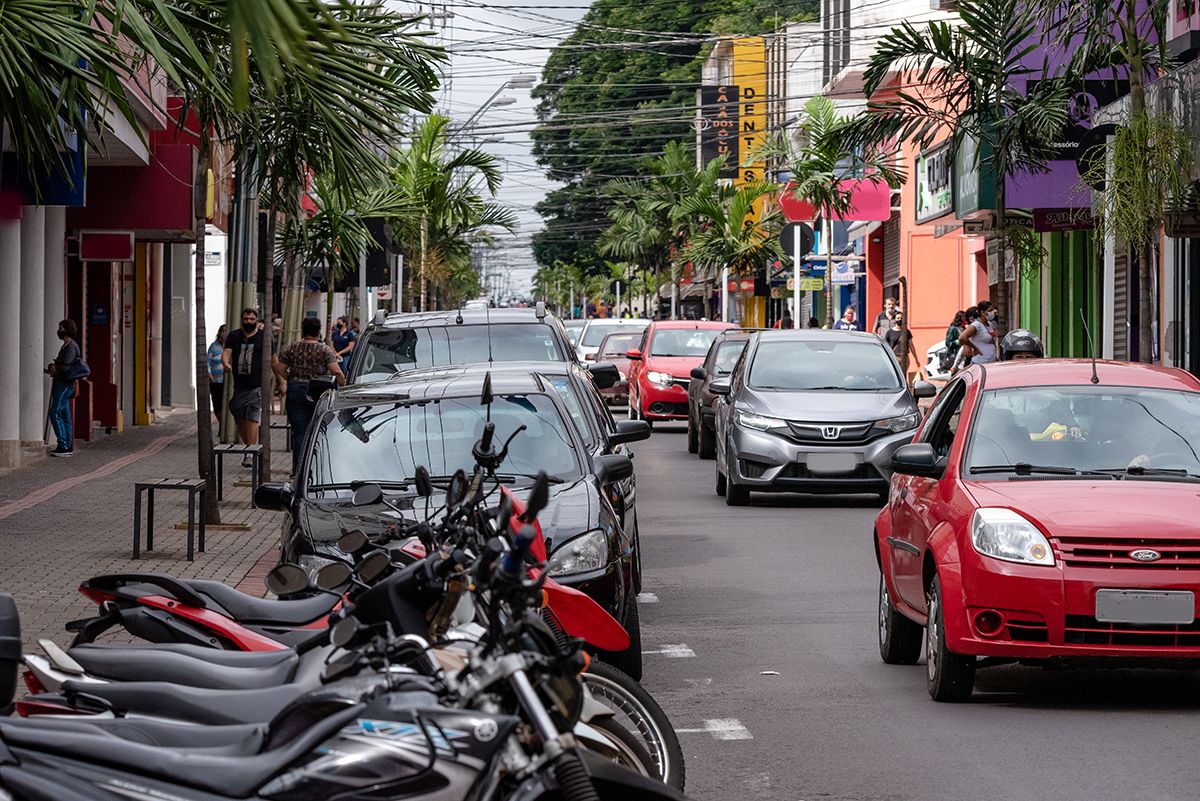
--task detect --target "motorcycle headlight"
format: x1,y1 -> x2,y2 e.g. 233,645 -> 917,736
646,371 -> 673,388
546,530 -> 609,576
970,508 -> 1055,566
296,553 -> 340,584
736,411 -> 788,432
874,412 -> 921,434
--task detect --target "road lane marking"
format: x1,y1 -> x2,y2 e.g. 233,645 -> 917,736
636,592 -> 659,603
675,719 -> 753,740
643,643 -> 695,657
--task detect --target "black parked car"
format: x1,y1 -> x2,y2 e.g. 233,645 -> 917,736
256,368 -> 648,677
345,305 -> 618,390
686,329 -> 751,459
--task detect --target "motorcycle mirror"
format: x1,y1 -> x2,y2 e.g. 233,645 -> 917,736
321,650 -> 359,681
330,617 -> 361,649
447,469 -> 468,508
496,493 -> 513,532
315,562 -> 353,591
355,551 -> 391,583
264,564 -> 309,596
414,466 -> 433,497
523,471 -> 550,522
351,483 -> 383,507
337,529 -> 369,554
480,371 -> 494,406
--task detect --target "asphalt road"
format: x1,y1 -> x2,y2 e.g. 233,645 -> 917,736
632,422 -> 1200,801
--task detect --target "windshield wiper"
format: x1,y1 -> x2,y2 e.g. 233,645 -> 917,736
1092,466 -> 1200,480
308,480 -> 413,491
970,463 -> 1092,476
494,472 -> 565,484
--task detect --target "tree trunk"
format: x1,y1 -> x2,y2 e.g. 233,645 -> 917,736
822,214 -> 834,328
193,143 -> 221,525
260,203 -> 277,482
419,213 -> 428,312
1127,3 -> 1154,363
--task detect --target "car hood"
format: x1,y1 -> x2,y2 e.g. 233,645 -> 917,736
965,479 -> 1200,538
740,387 -> 915,423
645,355 -> 704,376
297,478 -> 597,553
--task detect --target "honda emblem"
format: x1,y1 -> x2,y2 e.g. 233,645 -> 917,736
821,426 -> 840,440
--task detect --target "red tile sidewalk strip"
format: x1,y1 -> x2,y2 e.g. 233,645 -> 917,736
235,546 -> 279,598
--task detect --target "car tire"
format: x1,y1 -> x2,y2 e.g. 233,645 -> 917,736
686,412 -> 699,454
926,576 -> 975,702
627,393 -> 638,420
599,597 -> 642,681
631,512 -> 643,595
715,459 -> 727,496
878,574 -> 922,665
724,479 -> 749,506
698,419 -> 716,459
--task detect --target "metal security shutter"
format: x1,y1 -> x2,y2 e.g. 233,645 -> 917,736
882,211 -> 901,289
1112,251 -> 1129,361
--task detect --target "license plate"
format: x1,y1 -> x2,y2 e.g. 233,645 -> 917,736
806,452 -> 859,475
1095,589 -> 1195,625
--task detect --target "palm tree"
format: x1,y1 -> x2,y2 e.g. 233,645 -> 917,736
841,0 -> 1074,327
389,116 -> 516,311
757,96 -> 903,327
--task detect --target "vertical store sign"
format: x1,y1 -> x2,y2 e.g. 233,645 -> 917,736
699,85 -> 740,179
733,37 -> 767,196
915,141 -> 953,224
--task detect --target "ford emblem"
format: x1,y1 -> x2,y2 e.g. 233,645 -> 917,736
1129,549 -> 1162,562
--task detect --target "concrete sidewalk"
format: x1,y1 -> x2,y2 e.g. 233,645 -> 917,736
0,409 -> 289,649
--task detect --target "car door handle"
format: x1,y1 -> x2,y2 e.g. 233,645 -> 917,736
899,486 -> 909,500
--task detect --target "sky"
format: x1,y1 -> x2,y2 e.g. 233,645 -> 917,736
395,1 -> 591,298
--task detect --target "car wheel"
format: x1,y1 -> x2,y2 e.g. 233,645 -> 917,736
715,458 -> 727,496
724,478 -> 749,506
698,419 -> 716,459
627,393 -> 638,420
926,576 -> 975,702
631,512 -> 643,595
686,411 -> 699,454
599,597 -> 642,681
878,574 -> 922,665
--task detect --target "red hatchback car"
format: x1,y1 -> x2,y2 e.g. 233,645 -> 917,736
876,359 -> 1200,701
626,321 -> 735,426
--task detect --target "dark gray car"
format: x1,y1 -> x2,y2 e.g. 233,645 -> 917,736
711,330 -> 935,505
686,329 -> 751,459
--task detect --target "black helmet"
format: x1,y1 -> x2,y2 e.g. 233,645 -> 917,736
999,329 -> 1044,360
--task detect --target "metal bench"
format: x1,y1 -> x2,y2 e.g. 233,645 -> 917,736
269,420 -> 292,452
212,444 -> 264,506
133,479 -> 206,561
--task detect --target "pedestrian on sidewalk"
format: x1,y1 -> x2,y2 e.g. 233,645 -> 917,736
874,296 -> 897,336
273,317 -> 346,473
887,311 -> 926,383
222,308 -> 266,467
959,300 -> 997,364
832,305 -> 861,331
807,316 -> 821,329
942,311 -> 965,373
45,319 -> 86,457
330,316 -> 356,376
207,324 -> 227,419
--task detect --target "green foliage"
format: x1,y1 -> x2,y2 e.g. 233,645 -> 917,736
531,0 -> 817,270
678,182 -> 783,277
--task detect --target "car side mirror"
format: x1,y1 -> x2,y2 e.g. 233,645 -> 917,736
890,443 -> 941,478
625,349 -> 642,361
595,453 -> 635,484
589,362 -> 620,390
690,366 -> 707,381
254,482 -> 294,511
912,380 -> 937,399
610,420 -> 651,445
709,377 -> 731,396
585,352 -> 598,361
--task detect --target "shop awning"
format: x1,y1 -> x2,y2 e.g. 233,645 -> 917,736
846,219 -> 883,242
778,180 -> 892,223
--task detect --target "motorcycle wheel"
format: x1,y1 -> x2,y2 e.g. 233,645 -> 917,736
587,715 -> 656,778
582,662 -> 685,791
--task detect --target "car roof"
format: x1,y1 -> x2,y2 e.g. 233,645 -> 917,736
975,359 -> 1200,391
647,320 -> 736,331
584,318 -> 649,325
331,368 -> 550,406
749,329 -> 884,343
371,308 -> 553,329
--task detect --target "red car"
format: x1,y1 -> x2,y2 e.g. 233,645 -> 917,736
593,330 -> 643,403
876,359 -> 1200,701
626,321 -> 735,426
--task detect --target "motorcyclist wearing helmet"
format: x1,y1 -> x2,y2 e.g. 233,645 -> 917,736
999,329 -> 1045,361
996,330 -> 1082,439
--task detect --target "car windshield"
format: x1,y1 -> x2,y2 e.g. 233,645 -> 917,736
306,394 -> 580,492
748,340 -> 902,390
355,324 -> 563,383
563,320 -> 585,345
542,375 -> 596,446
713,340 -> 747,375
964,386 -> 1200,479
649,328 -> 722,357
582,322 -> 647,347
600,332 -> 641,358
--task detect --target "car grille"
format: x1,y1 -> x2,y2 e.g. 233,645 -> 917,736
1006,619 -> 1049,642
670,377 -> 690,389
777,462 -> 883,481
786,421 -> 876,443
1051,536 -> 1200,570
1064,615 -> 1200,647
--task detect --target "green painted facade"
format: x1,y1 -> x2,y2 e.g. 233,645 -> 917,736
1019,230 -> 1101,358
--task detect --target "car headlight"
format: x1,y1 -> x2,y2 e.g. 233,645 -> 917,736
736,411 -> 789,431
546,530 -> 609,576
874,412 -> 921,434
296,553 -> 340,585
646,371 -> 673,387
970,508 -> 1054,566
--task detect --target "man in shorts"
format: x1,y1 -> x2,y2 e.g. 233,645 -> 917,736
222,307 -> 265,466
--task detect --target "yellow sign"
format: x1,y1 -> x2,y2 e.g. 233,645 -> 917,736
786,277 -> 825,292
732,37 -> 766,189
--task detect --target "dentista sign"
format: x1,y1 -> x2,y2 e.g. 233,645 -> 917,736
916,141 -> 953,224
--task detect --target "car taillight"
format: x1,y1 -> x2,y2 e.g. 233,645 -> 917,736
399,538 -> 427,559
15,700 -> 91,717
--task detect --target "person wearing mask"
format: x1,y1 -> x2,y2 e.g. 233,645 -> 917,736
273,317 -> 346,473
942,311 -> 965,373
959,300 -> 997,364
207,324 -> 227,419
222,308 -> 266,467
887,311 -> 924,382
833,305 -> 861,331
45,319 -> 86,457
874,296 -> 898,336
330,316 -> 356,376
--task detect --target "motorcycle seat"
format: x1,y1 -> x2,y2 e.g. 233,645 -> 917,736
58,679 -> 306,725
0,704 -> 362,797
3,718 -> 266,755
69,643 -> 299,690
185,580 -> 338,625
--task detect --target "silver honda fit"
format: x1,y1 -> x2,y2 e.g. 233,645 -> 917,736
711,329 -> 935,504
